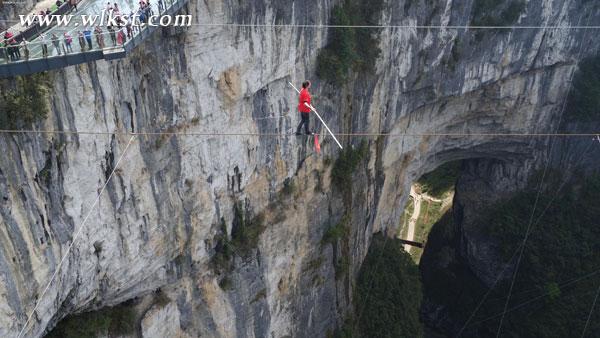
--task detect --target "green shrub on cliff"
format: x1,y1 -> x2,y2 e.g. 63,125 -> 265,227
479,174 -> 600,336
211,218 -> 234,273
322,214 -> 350,246
471,0 -> 526,27
316,5 -> 357,85
354,233 -> 424,337
316,0 -> 384,84
417,161 -> 461,198
211,202 -> 266,279
422,173 -> 600,337
45,302 -> 136,338
0,73 -> 52,129
471,0 -> 526,40
566,54 -> 600,122
231,202 -> 265,256
331,140 -> 368,193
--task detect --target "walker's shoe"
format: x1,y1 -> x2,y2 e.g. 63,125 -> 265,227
305,132 -> 314,135
295,131 -> 302,136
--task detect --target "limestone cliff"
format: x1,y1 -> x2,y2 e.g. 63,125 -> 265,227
1,0 -> 600,337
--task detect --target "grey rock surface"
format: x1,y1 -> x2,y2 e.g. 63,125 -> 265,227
1,0 -> 600,337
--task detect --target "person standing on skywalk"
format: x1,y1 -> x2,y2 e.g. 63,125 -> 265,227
78,31 -> 86,51
83,28 -> 93,50
40,33 -> 49,57
63,32 -> 73,53
20,39 -> 29,60
94,26 -> 105,49
51,33 -> 61,55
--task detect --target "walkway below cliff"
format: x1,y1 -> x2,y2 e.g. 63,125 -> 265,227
401,185 -> 453,253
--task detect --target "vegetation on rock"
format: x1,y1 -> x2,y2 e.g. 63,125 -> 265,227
471,0 -> 526,27
471,0 -> 526,40
0,73 -> 52,129
331,140 -> 368,194
421,172 -> 600,337
317,0 -> 384,84
566,54 -> 600,122
331,233 -> 424,337
417,161 -> 461,198
45,302 -> 136,338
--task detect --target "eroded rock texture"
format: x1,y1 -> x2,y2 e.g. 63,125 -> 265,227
1,0 -> 600,337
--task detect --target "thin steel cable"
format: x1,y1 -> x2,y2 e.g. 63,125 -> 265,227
188,24 -> 600,30
470,288 -> 600,328
355,228 -> 391,324
16,135 -> 136,338
580,283 -> 600,338
485,267 -> 600,305
355,122 -> 407,325
4,20 -> 600,29
457,136 -> 598,337
495,14 -> 591,336
467,268 -> 600,327
0,129 -> 600,137
456,246 -> 520,335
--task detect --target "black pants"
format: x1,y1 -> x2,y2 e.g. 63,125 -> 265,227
296,112 -> 310,134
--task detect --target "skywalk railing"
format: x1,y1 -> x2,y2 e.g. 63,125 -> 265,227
0,0 -> 187,77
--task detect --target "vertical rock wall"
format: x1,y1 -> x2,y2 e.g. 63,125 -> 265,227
1,0 -> 600,337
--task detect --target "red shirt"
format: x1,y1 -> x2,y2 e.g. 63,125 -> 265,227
298,88 -> 311,113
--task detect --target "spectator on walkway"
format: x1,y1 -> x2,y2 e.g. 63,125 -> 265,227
116,27 -> 123,45
122,26 -> 128,43
129,13 -> 138,34
108,25 -> 116,45
64,32 -> 73,53
21,39 -> 29,60
126,20 -> 133,39
11,39 -> 20,60
2,35 -> 9,59
70,0 -> 78,11
158,0 -> 164,12
15,42 -> 21,60
5,40 -> 14,62
0,41 -> 6,63
83,28 -> 93,49
51,33 -> 61,55
5,33 -> 21,60
94,26 -> 105,48
78,31 -> 86,51
40,33 -> 49,57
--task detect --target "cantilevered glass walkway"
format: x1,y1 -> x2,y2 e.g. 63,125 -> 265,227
0,0 -> 188,78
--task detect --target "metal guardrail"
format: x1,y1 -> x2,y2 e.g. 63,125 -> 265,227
0,0 -> 188,78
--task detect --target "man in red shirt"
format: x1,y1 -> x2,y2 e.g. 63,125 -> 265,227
295,81 -> 313,135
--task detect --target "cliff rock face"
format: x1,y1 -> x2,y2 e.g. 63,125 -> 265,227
0,0 -> 37,28
1,0 -> 599,337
